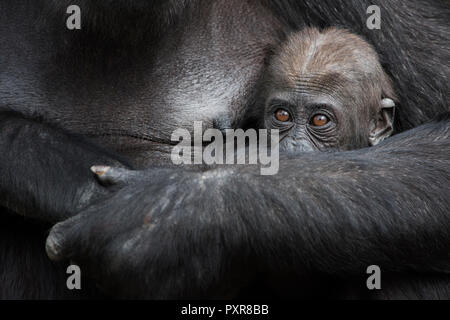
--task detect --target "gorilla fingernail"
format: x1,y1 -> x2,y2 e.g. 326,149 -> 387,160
91,166 -> 111,177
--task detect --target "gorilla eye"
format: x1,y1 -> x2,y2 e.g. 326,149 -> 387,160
311,114 -> 330,127
275,109 -> 292,123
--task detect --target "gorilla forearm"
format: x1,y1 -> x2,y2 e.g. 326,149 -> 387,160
0,110 -> 130,222
46,115 -> 450,298
207,115 -> 450,275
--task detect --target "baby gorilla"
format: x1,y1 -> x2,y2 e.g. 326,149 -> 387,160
263,27 -> 396,152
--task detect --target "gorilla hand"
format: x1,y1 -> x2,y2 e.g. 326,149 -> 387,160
45,124 -> 450,298
45,166 -> 255,299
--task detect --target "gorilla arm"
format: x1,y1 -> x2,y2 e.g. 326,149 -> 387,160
0,110 -> 131,223
45,114 -> 450,299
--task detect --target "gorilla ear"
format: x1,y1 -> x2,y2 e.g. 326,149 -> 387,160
369,98 -> 396,146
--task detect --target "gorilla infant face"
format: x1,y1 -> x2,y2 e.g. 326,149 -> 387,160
264,28 -> 396,152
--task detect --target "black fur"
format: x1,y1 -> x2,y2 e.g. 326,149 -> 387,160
46,113 -> 450,299
0,110 -> 130,222
0,0 -> 449,299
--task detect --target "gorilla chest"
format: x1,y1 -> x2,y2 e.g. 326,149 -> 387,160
56,1 -> 281,165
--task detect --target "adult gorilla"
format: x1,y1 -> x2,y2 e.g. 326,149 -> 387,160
0,0 -> 449,299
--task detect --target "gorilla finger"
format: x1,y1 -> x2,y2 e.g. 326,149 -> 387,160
46,215 -> 83,261
91,165 -> 138,186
